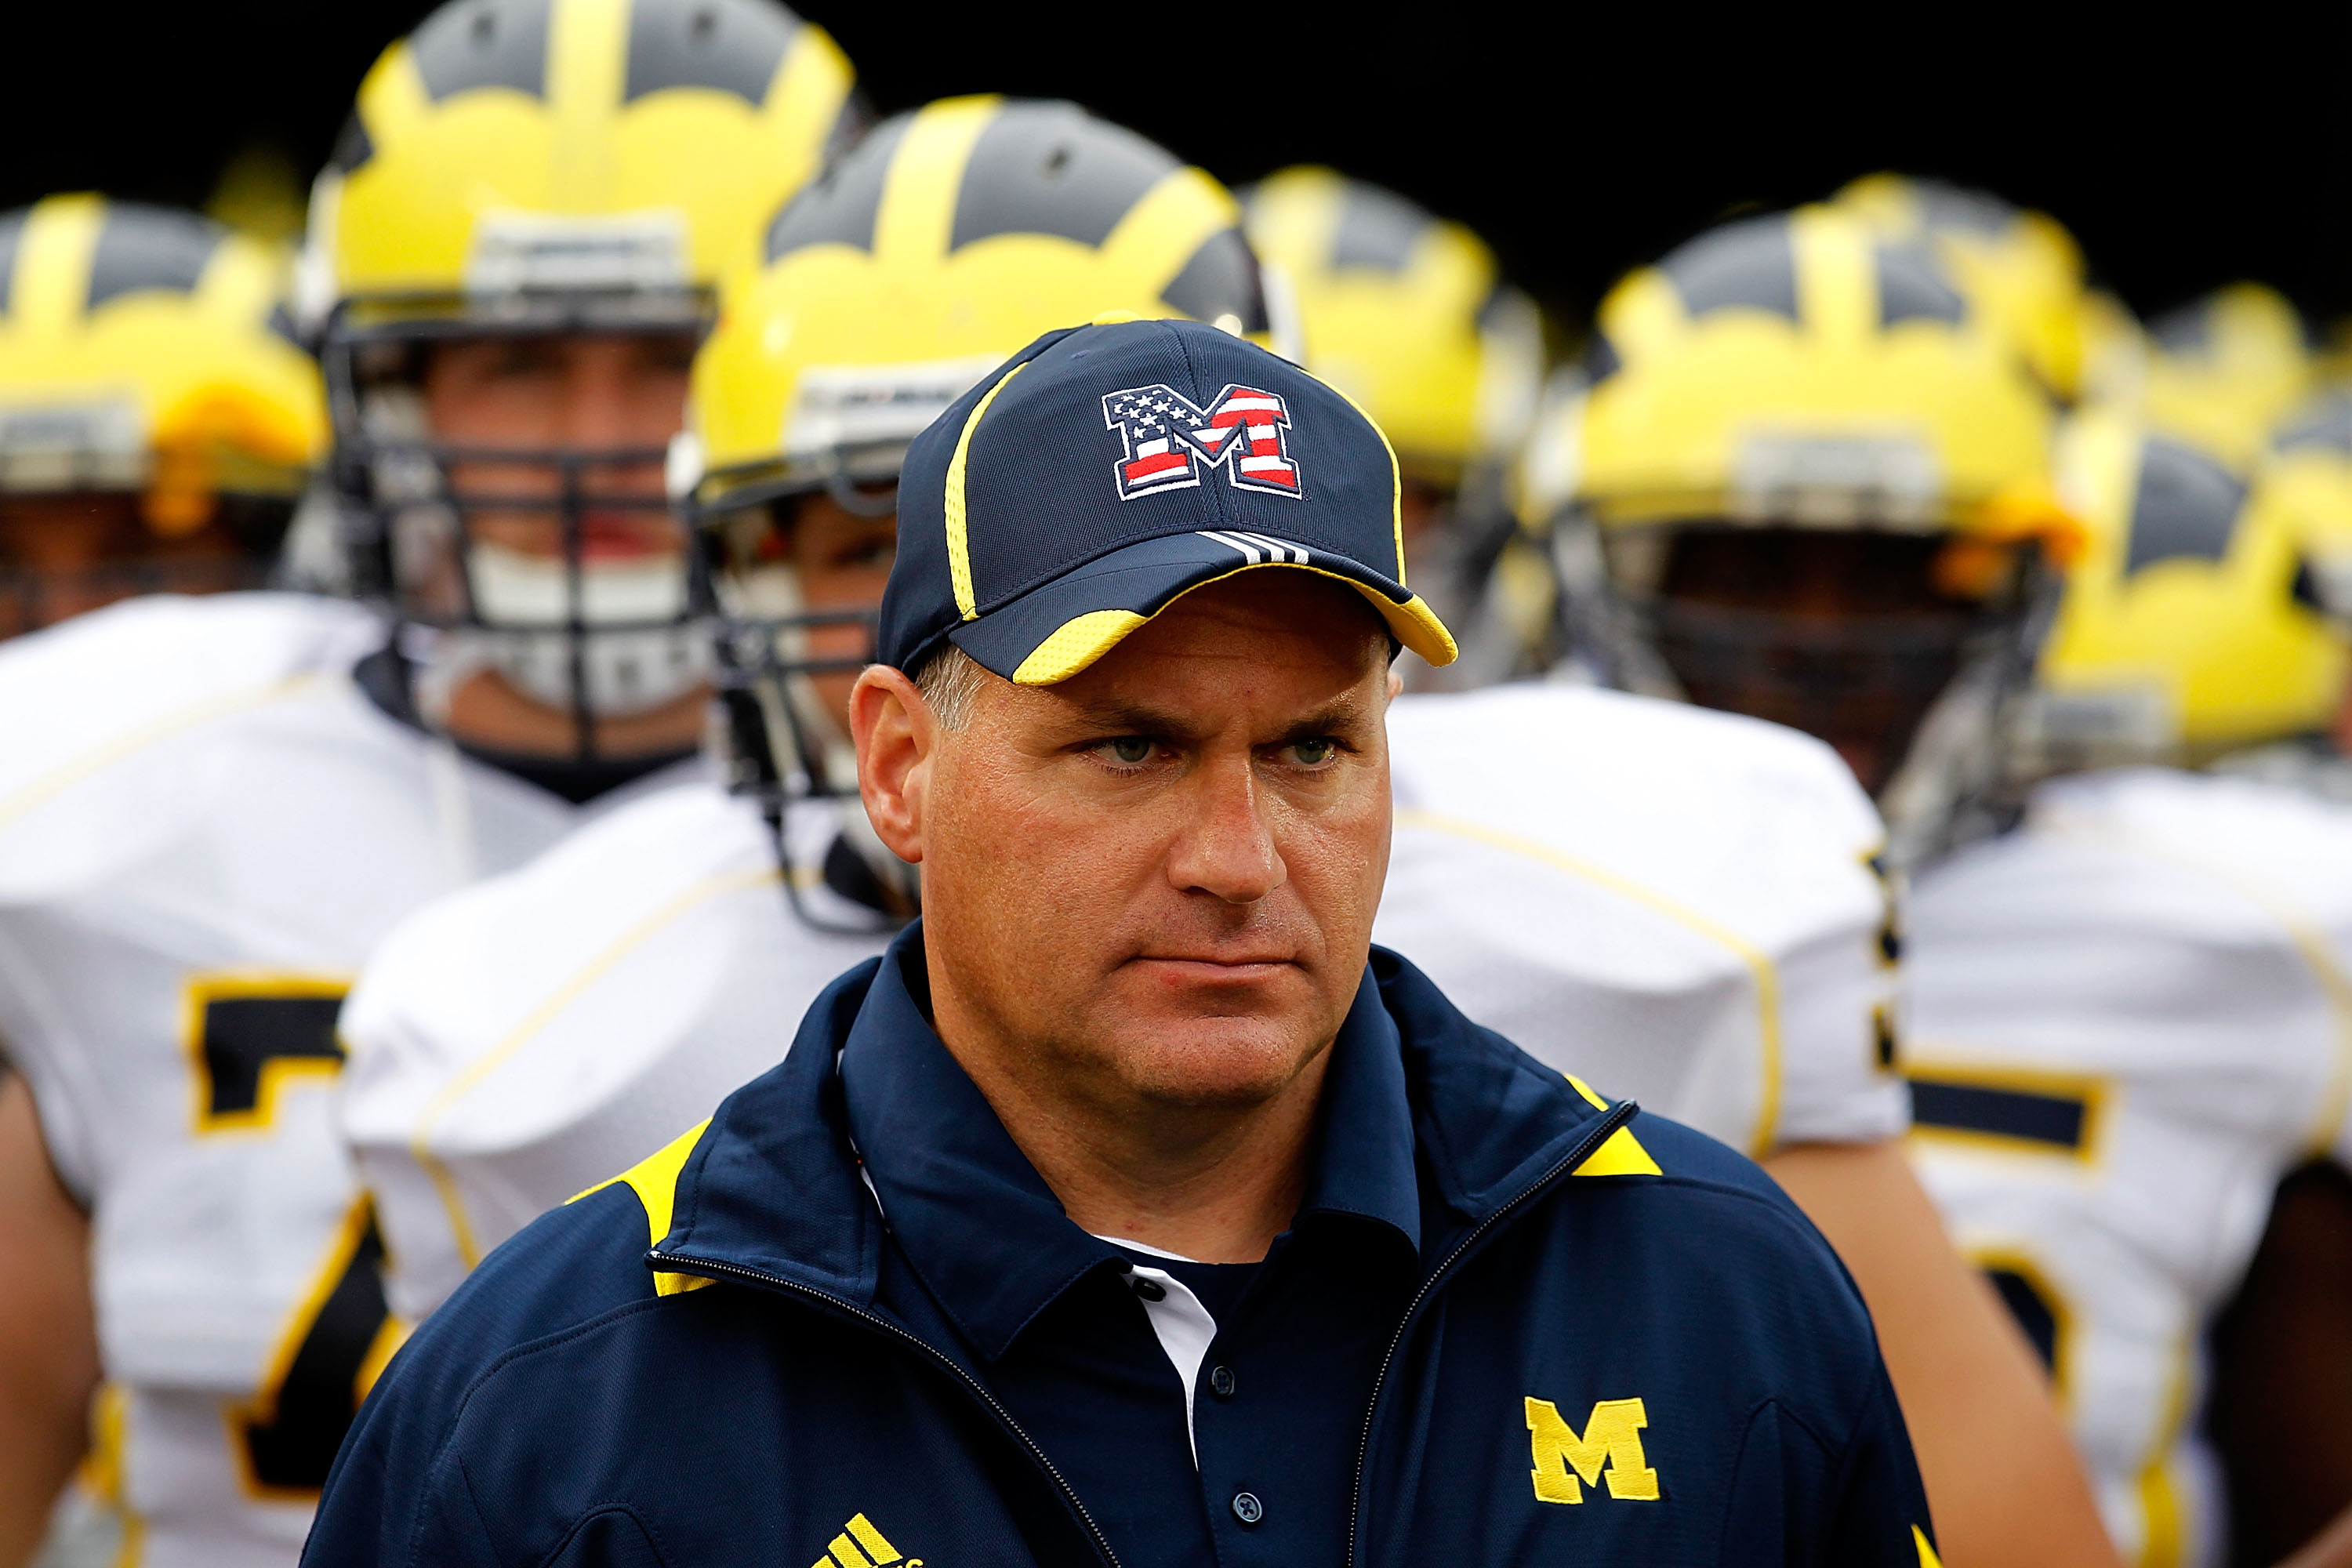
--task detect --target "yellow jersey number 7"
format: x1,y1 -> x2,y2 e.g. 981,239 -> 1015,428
184,974 -> 401,1494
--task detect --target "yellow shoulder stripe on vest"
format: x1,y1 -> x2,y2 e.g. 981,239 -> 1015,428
1562,1074 -> 1661,1177
1564,1073 -> 1610,1111
570,1118 -> 716,1296
1914,1525 -> 1943,1567
1573,1126 -> 1662,1178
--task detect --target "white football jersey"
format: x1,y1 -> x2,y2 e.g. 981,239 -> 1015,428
338,785 -> 888,1322
1381,684 -> 1907,1156
0,593 -> 695,1568
1904,767 -> 2352,1568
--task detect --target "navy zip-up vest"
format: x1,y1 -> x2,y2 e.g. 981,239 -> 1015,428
307,944 -> 1936,1567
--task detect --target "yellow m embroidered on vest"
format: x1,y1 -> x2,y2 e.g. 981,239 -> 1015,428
1526,1395 -> 1661,1503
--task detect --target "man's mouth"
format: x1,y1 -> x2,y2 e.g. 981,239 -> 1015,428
1128,955 -> 1301,981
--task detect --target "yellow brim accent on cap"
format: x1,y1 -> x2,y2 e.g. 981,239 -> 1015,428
946,360 -> 1029,620
1011,608 -> 1152,684
1007,561 -> 1458,686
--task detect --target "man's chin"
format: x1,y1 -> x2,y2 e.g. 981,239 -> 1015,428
1094,1011 -> 1335,1111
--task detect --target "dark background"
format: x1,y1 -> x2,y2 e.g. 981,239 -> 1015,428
9,2 -> 2344,332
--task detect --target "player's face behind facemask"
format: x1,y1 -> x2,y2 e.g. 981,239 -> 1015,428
1618,521 -> 2036,796
303,0 -> 863,770
702,481 -> 897,779
0,491 -> 294,640
370,325 -> 708,764
1553,205 -> 2076,854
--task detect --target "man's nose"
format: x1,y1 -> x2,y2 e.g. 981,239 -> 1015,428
561,352 -> 671,453
1166,751 -> 1286,906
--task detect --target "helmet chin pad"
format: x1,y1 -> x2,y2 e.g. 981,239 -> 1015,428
439,622 -> 708,717
468,539 -> 689,626
1639,523 -> 2016,798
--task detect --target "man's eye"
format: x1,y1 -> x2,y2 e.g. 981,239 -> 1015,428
1288,738 -> 1338,766
1106,737 -> 1153,764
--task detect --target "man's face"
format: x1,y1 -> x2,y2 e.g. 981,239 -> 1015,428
916,573 -> 1393,1116
420,332 -> 694,566
775,489 -> 896,724
1649,524 -> 1998,795
0,492 -> 250,639
416,330 -> 706,753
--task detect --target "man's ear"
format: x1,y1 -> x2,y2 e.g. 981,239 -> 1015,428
850,666 -> 935,866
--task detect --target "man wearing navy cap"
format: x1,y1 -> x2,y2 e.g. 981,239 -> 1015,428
306,318 -> 1940,1567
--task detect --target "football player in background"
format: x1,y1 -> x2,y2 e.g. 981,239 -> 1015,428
333,118 -> 2100,1566
1240,169 -> 1544,684
1907,407 -> 2352,1568
2187,397 -> 2352,1566
0,2 -> 855,1562
1496,203 -> 2114,1568
1829,187 -> 2352,1566
336,93 -> 1279,1323
1527,198 -> 2346,1565
0,191 -> 323,1568
0,197 -> 321,641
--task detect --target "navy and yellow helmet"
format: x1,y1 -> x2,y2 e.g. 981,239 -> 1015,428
683,97 -> 1280,930
1562,205 -> 2072,550
1519,206 -> 2082,856
1835,174 -> 2089,402
0,194 -> 322,532
1241,167 -> 1541,489
299,0 -> 862,746
691,95 -> 1269,513
303,0 -> 857,323
2032,408 -> 2344,762
2138,284 -> 2316,465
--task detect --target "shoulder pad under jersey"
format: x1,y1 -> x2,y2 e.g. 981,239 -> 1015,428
1379,684 -> 1902,1156
0,593 -> 387,895
339,782 -> 891,1319
1909,765 -> 2352,1170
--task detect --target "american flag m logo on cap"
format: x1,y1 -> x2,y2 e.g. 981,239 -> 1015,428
1102,383 -> 1303,501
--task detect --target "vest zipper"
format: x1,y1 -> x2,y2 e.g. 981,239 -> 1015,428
641,1250 -> 1124,1568
1345,1097 -> 1639,1568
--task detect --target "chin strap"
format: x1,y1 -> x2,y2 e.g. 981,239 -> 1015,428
1881,568 -> 2061,874
713,678 -> 913,936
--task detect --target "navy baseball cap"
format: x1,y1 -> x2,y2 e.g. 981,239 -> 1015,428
879,314 -> 1457,685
